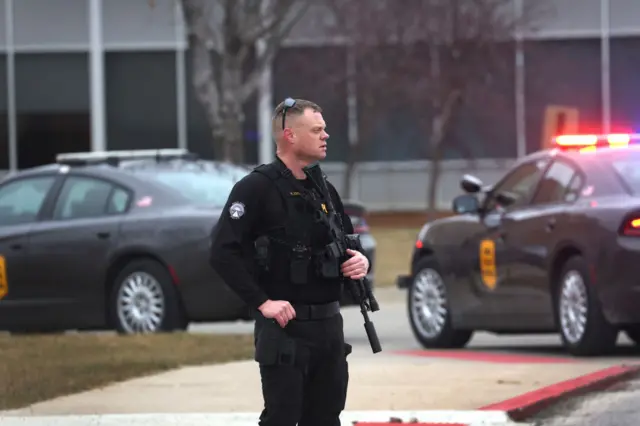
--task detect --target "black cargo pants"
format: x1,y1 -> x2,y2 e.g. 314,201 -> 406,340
254,310 -> 351,426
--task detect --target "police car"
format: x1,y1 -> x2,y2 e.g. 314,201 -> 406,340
396,134 -> 640,356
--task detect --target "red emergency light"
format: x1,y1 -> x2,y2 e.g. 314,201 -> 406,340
553,133 -> 640,152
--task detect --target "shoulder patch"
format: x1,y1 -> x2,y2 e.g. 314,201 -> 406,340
229,201 -> 245,219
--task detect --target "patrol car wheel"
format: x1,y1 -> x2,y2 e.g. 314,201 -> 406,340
109,259 -> 188,334
408,257 -> 473,348
624,327 -> 640,345
555,256 -> 618,356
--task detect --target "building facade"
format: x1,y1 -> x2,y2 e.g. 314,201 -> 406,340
1,0 -> 640,210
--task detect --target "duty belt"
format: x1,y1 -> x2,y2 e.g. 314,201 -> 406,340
292,301 -> 340,321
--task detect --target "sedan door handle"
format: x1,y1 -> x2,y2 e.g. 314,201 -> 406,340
97,232 -> 111,240
9,243 -> 22,250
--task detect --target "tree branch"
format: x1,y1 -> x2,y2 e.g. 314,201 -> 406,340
239,1 -> 311,103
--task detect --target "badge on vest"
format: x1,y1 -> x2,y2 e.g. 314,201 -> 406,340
229,201 -> 245,219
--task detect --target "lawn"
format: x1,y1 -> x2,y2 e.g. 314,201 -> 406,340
370,226 -> 421,287
0,333 -> 254,411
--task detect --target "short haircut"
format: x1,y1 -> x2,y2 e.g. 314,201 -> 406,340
272,98 -> 322,133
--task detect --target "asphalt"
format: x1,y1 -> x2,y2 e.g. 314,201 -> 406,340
530,373 -> 640,426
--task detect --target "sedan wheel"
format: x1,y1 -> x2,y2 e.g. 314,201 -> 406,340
407,258 -> 473,348
555,256 -> 617,356
558,271 -> 588,345
116,271 -> 165,333
109,259 -> 188,334
410,268 -> 447,339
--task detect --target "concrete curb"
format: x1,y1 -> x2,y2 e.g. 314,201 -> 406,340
0,411 -> 518,426
478,363 -> 640,422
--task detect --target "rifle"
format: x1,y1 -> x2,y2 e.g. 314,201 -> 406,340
303,163 -> 382,354
343,234 -> 382,354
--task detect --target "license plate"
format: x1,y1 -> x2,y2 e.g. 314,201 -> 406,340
0,255 -> 7,300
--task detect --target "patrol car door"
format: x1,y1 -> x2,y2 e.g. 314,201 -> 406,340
500,158 -> 584,326
0,175 -> 59,330
27,175 -> 128,329
466,158 -> 550,324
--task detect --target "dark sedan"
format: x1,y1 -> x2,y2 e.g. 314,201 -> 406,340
397,134 -> 640,356
0,149 -> 375,334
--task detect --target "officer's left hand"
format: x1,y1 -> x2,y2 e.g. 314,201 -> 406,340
341,249 -> 369,280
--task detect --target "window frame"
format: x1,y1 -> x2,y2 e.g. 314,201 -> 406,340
0,173 -> 61,227
481,158 -> 551,214
529,158 -> 586,207
46,173 -> 134,222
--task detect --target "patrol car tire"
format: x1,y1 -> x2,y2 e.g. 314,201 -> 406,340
555,256 -> 618,356
109,259 -> 188,334
623,327 -> 640,345
407,257 -> 473,349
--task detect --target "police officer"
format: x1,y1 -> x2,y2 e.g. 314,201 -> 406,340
209,98 -> 369,426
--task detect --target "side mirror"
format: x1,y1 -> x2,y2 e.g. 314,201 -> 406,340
460,174 -> 483,194
452,194 -> 480,214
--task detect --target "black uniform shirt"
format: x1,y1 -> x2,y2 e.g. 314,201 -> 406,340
209,160 -> 355,310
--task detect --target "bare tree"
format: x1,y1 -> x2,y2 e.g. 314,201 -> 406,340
327,0 -> 545,214
155,0 -> 310,163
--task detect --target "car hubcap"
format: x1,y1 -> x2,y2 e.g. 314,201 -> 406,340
117,272 -> 165,333
559,271 -> 588,344
411,268 -> 448,339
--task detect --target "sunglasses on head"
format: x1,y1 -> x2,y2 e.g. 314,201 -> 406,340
282,97 -> 296,130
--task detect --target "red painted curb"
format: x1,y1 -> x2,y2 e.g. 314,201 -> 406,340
479,363 -> 640,421
356,424 -> 467,426
394,349 -> 577,364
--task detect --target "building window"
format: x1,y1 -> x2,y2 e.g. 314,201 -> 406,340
15,53 -> 91,169
105,51 -> 178,151
14,0 -> 89,50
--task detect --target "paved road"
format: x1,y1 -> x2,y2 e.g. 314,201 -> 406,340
189,287 -> 640,361
530,374 -> 640,426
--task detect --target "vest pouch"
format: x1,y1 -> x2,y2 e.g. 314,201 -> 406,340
290,244 -> 310,285
254,319 -> 297,366
319,241 -> 341,279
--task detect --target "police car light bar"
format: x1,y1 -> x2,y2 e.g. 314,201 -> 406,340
56,149 -> 195,165
554,133 -> 640,150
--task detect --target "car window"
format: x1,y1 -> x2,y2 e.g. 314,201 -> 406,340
531,160 -> 582,205
53,176 -> 126,220
485,159 -> 549,211
108,188 -> 130,214
0,176 -> 56,226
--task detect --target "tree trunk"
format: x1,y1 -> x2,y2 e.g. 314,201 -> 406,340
220,59 -> 246,163
426,129 -> 443,222
426,90 -> 462,221
342,150 -> 356,199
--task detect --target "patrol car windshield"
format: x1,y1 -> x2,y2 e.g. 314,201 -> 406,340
141,171 -> 238,207
612,161 -> 640,194
606,150 -> 640,194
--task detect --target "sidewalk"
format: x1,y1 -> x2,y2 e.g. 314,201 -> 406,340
0,351 -> 626,417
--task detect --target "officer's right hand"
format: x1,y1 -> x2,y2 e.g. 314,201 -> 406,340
258,300 -> 296,328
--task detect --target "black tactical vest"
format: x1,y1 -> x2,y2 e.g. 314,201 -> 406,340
252,160 -> 345,286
